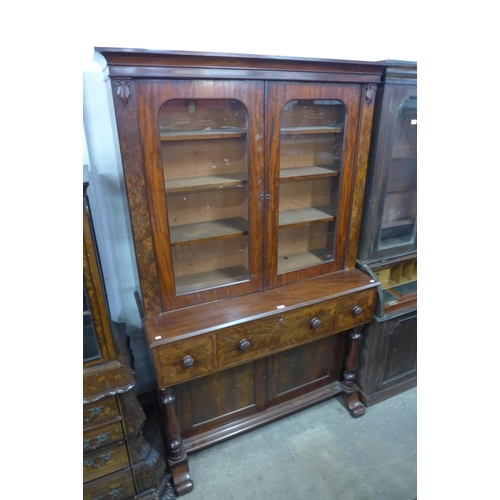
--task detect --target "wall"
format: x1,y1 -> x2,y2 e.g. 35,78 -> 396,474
82,1 -> 420,394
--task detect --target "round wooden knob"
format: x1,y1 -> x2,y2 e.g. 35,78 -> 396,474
182,355 -> 194,367
310,317 -> 322,328
239,339 -> 251,351
353,306 -> 363,316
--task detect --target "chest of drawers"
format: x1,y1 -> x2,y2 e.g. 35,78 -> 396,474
83,366 -> 174,500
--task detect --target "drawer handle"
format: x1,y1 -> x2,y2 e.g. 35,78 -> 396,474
83,405 -> 105,423
84,451 -> 114,468
353,306 -> 363,316
239,339 -> 251,351
182,355 -> 195,367
310,317 -> 322,328
83,432 -> 110,450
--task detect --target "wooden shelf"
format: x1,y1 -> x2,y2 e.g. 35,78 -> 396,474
175,265 -> 249,295
165,173 -> 247,194
280,166 -> 339,182
279,206 -> 335,228
169,217 -> 248,245
278,249 -> 332,274
160,128 -> 247,142
280,125 -> 343,136
381,219 -> 414,231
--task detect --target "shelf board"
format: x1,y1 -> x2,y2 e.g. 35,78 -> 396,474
381,219 -> 414,230
277,249 -> 333,274
169,217 -> 248,245
279,206 -> 335,228
160,128 -> 247,142
165,173 -> 247,194
280,166 -> 339,181
280,125 -> 343,136
175,265 -> 249,295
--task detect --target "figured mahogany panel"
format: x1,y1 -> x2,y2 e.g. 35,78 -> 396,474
275,338 -> 333,394
189,362 -> 258,424
346,84 -> 378,269
110,79 -> 162,318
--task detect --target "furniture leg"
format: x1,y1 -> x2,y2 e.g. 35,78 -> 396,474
341,326 -> 366,417
160,387 -> 194,496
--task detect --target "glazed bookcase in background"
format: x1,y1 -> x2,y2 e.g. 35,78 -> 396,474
356,61 -> 417,407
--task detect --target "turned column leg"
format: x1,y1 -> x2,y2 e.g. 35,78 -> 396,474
160,387 -> 194,496
341,326 -> 366,418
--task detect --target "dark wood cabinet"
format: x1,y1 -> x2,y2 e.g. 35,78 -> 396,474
356,62 -> 417,406
95,48 -> 385,495
84,175 -> 174,500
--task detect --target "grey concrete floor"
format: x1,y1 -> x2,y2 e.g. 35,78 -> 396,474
146,387 -> 417,500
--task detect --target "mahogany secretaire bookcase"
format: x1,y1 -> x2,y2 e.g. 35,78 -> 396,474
95,48 -> 384,495
356,61 -> 417,406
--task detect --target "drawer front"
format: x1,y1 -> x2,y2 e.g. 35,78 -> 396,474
83,441 -> 130,483
83,468 -> 135,500
83,421 -> 124,453
156,334 -> 215,386
336,289 -> 376,331
83,395 -> 120,430
216,301 -> 336,367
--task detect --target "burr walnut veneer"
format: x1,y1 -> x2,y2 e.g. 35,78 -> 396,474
95,48 -> 384,495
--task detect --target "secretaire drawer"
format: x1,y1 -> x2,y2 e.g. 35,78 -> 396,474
155,334 -> 215,386
83,421 -> 124,453
83,441 -> 130,483
83,468 -> 135,500
216,300 -> 336,367
336,289 -> 376,331
83,395 -> 120,430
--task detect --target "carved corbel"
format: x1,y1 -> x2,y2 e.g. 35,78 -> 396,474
114,79 -> 132,106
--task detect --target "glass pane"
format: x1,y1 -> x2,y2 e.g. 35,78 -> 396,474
379,96 -> 417,249
83,282 -> 101,362
159,100 -> 250,294
278,100 -> 345,274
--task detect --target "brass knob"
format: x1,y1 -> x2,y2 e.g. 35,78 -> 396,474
182,355 -> 194,367
310,317 -> 322,328
353,306 -> 363,316
239,339 -> 251,351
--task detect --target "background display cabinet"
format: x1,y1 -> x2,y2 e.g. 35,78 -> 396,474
356,61 -> 417,406
95,48 -> 385,495
84,173 -> 174,500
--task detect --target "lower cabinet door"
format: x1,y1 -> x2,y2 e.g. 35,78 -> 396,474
266,335 -> 343,407
83,468 -> 135,500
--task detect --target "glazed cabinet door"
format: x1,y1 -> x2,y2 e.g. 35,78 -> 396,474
358,83 -> 417,262
135,80 -> 266,311
265,82 -> 362,289
377,85 -> 417,255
